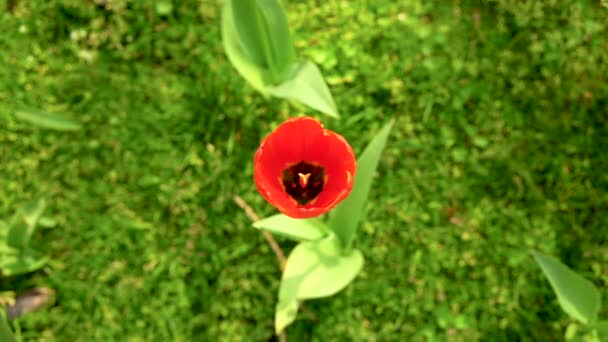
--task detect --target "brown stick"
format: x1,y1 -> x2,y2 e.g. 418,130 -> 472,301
233,195 -> 289,339
233,196 -> 287,270
234,195 -> 320,333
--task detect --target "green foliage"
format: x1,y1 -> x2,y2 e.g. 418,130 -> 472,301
0,199 -> 48,276
221,0 -> 291,92
0,247 -> 48,277
595,321 -> 608,339
268,60 -> 339,118
0,311 -> 17,342
329,120 -> 394,249
564,321 -> 608,341
1,0 -> 607,340
255,122 -> 393,332
228,0 -> 295,83
7,198 -> 47,250
532,251 -> 601,324
222,0 -> 339,117
276,236 -> 363,333
253,214 -> 329,242
13,110 -> 81,131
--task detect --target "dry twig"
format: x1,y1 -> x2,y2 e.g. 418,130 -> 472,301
234,195 -> 320,338
233,195 -> 287,270
233,195 -> 290,340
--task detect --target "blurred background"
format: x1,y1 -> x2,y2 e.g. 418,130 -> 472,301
1,0 -> 607,340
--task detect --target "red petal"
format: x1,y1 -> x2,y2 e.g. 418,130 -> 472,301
254,117 -> 356,218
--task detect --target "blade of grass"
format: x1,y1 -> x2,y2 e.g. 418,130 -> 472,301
14,110 -> 81,131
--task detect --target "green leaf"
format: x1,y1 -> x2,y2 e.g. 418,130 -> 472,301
221,0 -> 295,92
0,310 -> 17,342
14,110 -> 81,131
329,120 -> 394,249
269,61 -> 339,118
232,0 -> 294,79
8,198 -> 46,250
253,214 -> 329,242
221,2 -> 338,117
0,248 -> 48,277
222,0 -> 269,93
276,236 -> 363,333
532,251 -> 601,324
0,250 -> 48,277
282,236 -> 364,300
275,298 -> 299,335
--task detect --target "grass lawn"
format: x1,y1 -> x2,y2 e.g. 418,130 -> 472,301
1,0 -> 607,340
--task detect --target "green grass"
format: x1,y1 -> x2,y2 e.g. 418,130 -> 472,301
1,0 -> 607,340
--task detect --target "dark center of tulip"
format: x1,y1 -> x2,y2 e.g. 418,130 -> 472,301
281,161 -> 326,205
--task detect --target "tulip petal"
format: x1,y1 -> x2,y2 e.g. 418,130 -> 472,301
254,117 -> 356,218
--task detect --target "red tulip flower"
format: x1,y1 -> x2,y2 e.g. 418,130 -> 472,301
254,117 -> 357,218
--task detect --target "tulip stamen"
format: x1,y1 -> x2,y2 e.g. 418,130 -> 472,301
281,161 -> 326,205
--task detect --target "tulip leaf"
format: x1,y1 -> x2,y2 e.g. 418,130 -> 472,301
253,214 -> 329,242
276,236 -> 363,333
222,0 -> 269,93
0,310 -> 17,342
221,1 -> 338,118
275,298 -> 299,335
8,198 -> 46,250
329,120 -> 394,249
532,251 -> 601,324
14,110 -> 81,131
269,60 -> 339,118
221,0 -> 295,93
231,0 -> 295,80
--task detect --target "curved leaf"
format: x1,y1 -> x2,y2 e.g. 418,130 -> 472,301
269,61 -> 339,118
221,0 -> 295,92
232,0 -> 294,79
253,214 -> 329,242
275,298 -> 299,335
532,251 -> 601,324
329,120 -> 394,248
222,0 -> 270,92
276,236 -> 363,332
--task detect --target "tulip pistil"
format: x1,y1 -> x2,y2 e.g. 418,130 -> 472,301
298,173 -> 311,188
